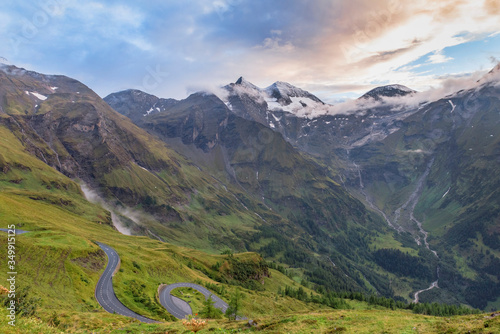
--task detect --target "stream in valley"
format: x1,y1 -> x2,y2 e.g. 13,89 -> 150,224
351,156 -> 440,303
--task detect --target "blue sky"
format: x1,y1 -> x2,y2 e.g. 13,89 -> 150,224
1,0 -> 500,103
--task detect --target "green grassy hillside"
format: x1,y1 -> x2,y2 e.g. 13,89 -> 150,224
0,190 -> 497,333
0,188 -> 325,331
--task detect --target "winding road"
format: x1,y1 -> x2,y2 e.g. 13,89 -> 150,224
94,242 -> 158,323
95,242 -> 237,322
159,282 -> 230,319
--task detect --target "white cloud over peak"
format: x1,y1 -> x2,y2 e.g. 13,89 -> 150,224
427,50 -> 453,64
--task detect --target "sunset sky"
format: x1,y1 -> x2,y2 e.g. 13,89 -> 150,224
2,0 -> 500,103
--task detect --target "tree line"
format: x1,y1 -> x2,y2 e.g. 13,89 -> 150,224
277,284 -> 480,317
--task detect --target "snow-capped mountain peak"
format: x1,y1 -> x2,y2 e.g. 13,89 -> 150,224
234,76 -> 262,90
264,81 -> 323,106
223,77 -> 329,121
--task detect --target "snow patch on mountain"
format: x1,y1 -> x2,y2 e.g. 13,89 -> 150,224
231,78 -> 266,104
448,100 -> 456,113
264,81 -> 322,103
220,67 -> 500,120
223,77 -> 423,118
28,91 -> 48,100
266,96 -> 326,117
379,84 -> 414,93
225,77 -> 332,118
271,113 -> 281,122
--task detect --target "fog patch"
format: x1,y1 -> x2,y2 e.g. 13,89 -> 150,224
186,83 -> 230,102
230,83 -> 266,104
324,68 -> 500,117
79,182 -> 134,235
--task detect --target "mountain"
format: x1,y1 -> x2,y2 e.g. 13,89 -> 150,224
0,64 -> 281,251
359,84 -> 416,101
223,77 -> 328,122
104,89 -> 178,123
221,78 -> 422,159
106,67 -> 500,310
2,64 -> 419,302
345,75 -> 500,309
264,80 -> 324,108
195,67 -> 500,310
106,88 -> 429,298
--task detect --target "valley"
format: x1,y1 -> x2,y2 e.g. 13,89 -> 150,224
0,62 -> 499,332
104,66 -> 500,311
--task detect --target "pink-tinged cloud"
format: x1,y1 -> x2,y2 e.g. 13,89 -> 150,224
234,0 -> 500,101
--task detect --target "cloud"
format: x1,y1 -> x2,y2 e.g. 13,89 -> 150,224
240,0 -> 500,98
300,67 -> 498,118
427,50 -> 453,64
79,182 -> 134,235
352,41 -> 423,67
255,35 -> 295,53
484,0 -> 500,15
186,82 -> 230,101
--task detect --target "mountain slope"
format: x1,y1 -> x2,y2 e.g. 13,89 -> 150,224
106,69 -> 500,310
0,64 -> 276,252
345,73 -> 500,309
219,71 -> 500,310
106,88 -> 435,299
0,176 -> 324,332
104,89 -> 178,123
359,84 -> 416,101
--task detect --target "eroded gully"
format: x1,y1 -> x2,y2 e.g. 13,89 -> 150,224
351,157 -> 439,303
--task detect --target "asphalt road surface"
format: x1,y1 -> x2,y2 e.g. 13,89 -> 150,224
0,228 -> 29,234
95,242 -> 158,323
159,282 -> 229,319
95,242 -> 244,322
